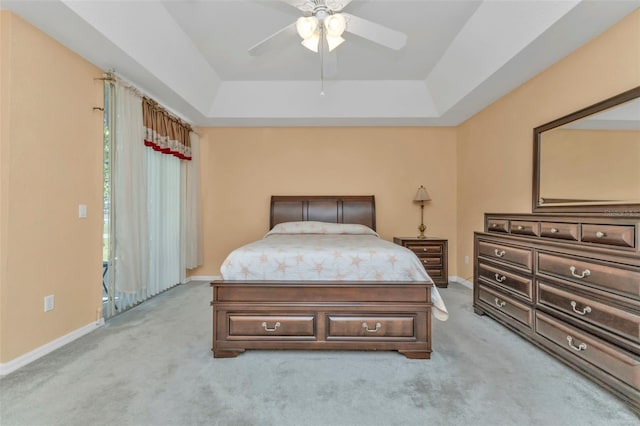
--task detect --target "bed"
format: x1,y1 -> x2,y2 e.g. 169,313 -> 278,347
211,195 -> 447,359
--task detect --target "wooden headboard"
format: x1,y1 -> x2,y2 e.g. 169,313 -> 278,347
270,196 -> 376,231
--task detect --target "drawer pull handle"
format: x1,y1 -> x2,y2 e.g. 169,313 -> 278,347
494,249 -> 506,258
261,321 -> 281,332
595,231 -> 606,238
566,336 -> 587,352
495,273 -> 507,283
570,301 -> 592,316
362,322 -> 382,333
516,225 -> 524,230
569,266 -> 591,279
423,248 -> 427,252
494,298 -> 506,308
550,228 -> 559,234
491,223 -> 498,228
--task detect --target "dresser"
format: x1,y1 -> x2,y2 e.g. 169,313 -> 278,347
394,237 -> 448,287
474,213 -> 640,412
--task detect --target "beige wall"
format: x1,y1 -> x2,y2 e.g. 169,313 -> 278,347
0,12 -> 104,363
456,10 -> 640,280
190,127 -> 458,277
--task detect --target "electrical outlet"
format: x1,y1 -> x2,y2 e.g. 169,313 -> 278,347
44,295 -> 54,312
464,255 -> 470,265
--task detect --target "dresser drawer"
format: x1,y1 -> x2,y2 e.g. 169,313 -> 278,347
478,284 -> 533,328
511,220 -> 540,237
229,315 -> 315,337
582,224 -> 635,248
327,316 -> 415,338
536,312 -> 640,390
478,241 -> 533,271
540,222 -> 579,241
487,219 -> 509,233
537,280 -> 640,343
537,252 -> 640,299
478,262 -> 533,301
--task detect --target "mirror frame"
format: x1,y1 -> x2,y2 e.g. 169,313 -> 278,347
533,86 -> 640,214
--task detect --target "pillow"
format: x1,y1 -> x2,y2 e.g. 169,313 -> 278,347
266,221 -> 378,237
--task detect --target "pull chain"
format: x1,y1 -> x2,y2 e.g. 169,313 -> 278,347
320,27 -> 325,96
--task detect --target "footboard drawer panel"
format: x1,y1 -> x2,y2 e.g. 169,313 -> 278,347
328,316 -> 415,339
229,315 -> 315,337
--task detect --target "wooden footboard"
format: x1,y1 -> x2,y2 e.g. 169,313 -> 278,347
211,280 -> 433,359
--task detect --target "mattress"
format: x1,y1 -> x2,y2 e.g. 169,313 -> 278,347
220,221 -> 448,320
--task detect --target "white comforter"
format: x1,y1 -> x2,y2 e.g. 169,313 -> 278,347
220,222 -> 448,321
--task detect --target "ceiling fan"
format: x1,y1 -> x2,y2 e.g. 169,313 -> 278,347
248,0 -> 408,55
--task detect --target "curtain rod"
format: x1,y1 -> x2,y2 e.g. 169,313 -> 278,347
94,70 -> 199,135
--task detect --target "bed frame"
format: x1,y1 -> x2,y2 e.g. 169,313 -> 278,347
211,195 -> 433,359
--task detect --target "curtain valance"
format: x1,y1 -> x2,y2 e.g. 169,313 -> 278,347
142,97 -> 192,160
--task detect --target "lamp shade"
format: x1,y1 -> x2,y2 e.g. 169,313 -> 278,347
301,32 -> 320,52
296,16 -> 319,39
326,35 -> 345,52
324,13 -> 346,37
414,185 -> 431,202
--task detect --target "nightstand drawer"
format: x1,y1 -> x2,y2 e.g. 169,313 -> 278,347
419,257 -> 443,267
426,268 -> 444,280
406,244 -> 442,255
394,237 -> 448,288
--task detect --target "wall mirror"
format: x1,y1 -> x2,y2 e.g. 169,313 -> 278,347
533,86 -> 640,214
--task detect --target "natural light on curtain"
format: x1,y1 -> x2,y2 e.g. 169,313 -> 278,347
109,80 -> 199,314
113,83 -> 149,296
147,148 -> 181,295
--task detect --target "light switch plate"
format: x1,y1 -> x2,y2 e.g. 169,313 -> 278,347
78,204 -> 87,218
44,295 -> 54,312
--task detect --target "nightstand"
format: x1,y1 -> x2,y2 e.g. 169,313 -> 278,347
393,237 -> 448,288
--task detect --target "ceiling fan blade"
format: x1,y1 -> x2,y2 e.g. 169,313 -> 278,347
342,13 -> 407,50
248,22 -> 297,56
326,0 -> 353,12
279,0 -> 315,13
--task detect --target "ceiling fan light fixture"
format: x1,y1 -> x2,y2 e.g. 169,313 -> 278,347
326,35 -> 345,52
301,32 -> 320,52
296,16 -> 319,40
324,13 -> 346,37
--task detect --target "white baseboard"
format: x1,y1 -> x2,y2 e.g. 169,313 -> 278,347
183,275 -> 221,283
450,276 -> 473,290
0,318 -> 105,376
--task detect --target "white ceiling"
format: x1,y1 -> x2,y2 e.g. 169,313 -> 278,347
3,0 -> 639,127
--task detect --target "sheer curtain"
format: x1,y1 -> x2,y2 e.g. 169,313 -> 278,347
113,83 -> 149,298
184,131 -> 203,270
110,82 -> 183,313
147,148 -> 181,295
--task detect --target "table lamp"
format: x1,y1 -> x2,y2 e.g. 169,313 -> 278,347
413,185 -> 431,239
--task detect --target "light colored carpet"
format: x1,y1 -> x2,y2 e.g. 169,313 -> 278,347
1,281 -> 638,426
